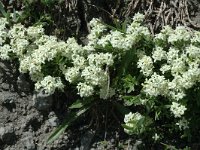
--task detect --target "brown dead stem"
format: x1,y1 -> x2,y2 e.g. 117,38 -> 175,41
123,0 -> 200,33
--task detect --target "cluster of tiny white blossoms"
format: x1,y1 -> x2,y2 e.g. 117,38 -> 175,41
0,13 -> 152,98
0,15 -> 116,98
59,38 -> 114,98
124,112 -> 143,135
138,25 -> 200,119
87,18 -> 107,47
0,17 -> 11,60
35,76 -> 64,95
96,13 -> 151,51
170,102 -> 187,118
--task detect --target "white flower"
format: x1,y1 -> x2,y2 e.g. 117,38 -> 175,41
26,25 -> 44,38
81,66 -> 107,86
152,133 -> 160,141
160,64 -> 171,74
191,31 -> 200,43
124,112 -> 143,134
0,44 -> 13,60
132,13 -> 145,23
171,57 -> 186,75
88,18 -> 106,44
137,55 -> 154,76
35,76 -> 64,95
169,91 -> 186,101
109,30 -> 125,49
168,26 -> 191,44
170,102 -> 187,118
77,82 -> 94,97
152,46 -> 166,62
142,73 -> 169,97
124,112 -> 143,123
122,34 -> 136,50
87,53 -> 114,67
186,45 -> 200,60
176,118 -> 189,130
72,54 -> 86,68
64,67 -> 80,83
19,56 -> 32,73
65,37 -> 83,55
0,17 -> 8,26
11,38 -> 29,57
166,47 -> 179,64
9,24 -> 26,39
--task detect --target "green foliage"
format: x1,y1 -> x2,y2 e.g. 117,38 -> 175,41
47,100 -> 90,144
0,1 -> 8,18
122,74 -> 137,93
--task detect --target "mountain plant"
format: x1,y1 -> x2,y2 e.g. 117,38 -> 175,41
0,10 -> 200,148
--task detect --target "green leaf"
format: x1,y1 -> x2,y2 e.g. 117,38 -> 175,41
123,95 -> 141,106
47,105 -> 90,144
155,111 -> 161,120
122,19 -> 128,32
113,101 -> 130,115
0,2 -> 7,18
69,99 -> 83,109
113,18 -> 121,30
100,21 -> 125,33
122,74 -> 137,93
117,48 -> 136,77
69,99 -> 93,109
122,124 -> 135,130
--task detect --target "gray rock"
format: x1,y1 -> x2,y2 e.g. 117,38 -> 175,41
21,132 -> 36,150
4,147 -> 15,150
1,83 -> 10,91
32,90 -> 53,111
80,130 -> 95,150
21,112 -> 42,132
0,92 -> 17,104
17,74 -> 31,93
0,124 -> 16,145
48,116 -> 59,127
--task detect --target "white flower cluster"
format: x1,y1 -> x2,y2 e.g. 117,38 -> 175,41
35,76 -> 64,95
0,19 -> 66,94
170,102 -> 187,118
60,38 -> 114,98
0,18 -> 8,44
137,55 -> 154,76
142,73 -> 168,97
124,112 -> 143,134
96,13 -> 151,51
0,13 -> 151,98
64,52 -> 114,97
139,25 -> 200,118
87,18 -> 107,46
152,133 -> 160,141
176,118 -> 189,130
19,35 -> 64,81
0,15 -> 117,98
0,18 -> 11,60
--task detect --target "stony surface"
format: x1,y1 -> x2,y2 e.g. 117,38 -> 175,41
0,60 -> 64,150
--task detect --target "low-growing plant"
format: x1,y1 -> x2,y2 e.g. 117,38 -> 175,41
0,9 -> 200,148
